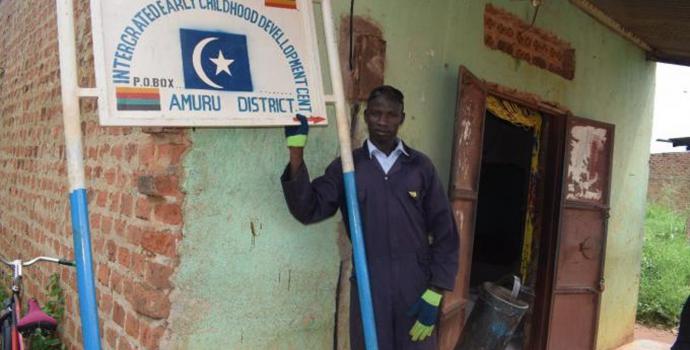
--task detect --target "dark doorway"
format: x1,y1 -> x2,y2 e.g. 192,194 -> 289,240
470,112 -> 535,287
466,111 -> 538,350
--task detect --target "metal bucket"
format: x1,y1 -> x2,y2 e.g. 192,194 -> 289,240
455,277 -> 529,350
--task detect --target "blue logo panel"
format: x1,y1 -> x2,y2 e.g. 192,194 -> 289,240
180,29 -> 253,92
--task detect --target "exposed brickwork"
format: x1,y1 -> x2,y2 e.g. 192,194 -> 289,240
484,4 -> 575,80
338,16 -> 386,102
647,152 -> 690,213
0,1 -> 189,349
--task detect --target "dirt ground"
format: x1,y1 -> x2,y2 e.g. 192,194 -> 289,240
616,324 -> 677,350
635,324 -> 678,344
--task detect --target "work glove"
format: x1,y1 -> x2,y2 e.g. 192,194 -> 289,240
407,288 -> 442,342
285,114 -> 309,148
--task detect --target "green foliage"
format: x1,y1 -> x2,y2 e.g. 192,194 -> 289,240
42,274 -> 66,322
28,331 -> 64,350
637,203 -> 690,328
27,273 -> 66,350
0,272 -> 8,301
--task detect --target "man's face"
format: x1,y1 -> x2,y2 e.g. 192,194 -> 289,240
364,96 -> 405,146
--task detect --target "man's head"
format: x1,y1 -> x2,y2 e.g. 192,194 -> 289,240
364,85 -> 405,148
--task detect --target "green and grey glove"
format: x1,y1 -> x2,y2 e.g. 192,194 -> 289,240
285,114 -> 309,147
407,288 -> 442,342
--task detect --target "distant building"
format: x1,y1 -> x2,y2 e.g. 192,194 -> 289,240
648,152 -> 690,213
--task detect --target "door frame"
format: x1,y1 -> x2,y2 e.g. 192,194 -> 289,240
484,82 -> 570,350
442,66 -> 576,350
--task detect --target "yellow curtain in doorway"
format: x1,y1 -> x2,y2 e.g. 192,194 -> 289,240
485,95 -> 542,281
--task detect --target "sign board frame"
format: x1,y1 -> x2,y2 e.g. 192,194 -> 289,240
89,0 -> 329,127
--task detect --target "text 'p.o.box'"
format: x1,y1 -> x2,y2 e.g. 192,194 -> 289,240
92,0 -> 327,126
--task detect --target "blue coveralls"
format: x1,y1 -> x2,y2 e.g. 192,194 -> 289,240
281,141 -> 459,350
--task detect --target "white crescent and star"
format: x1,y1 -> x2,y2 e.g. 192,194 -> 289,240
191,37 -> 235,89
210,51 -> 234,76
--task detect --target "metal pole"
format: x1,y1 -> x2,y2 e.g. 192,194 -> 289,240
321,1 -> 379,349
56,0 -> 102,349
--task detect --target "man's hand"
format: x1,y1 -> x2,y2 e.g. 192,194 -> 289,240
285,114 -> 309,178
285,114 -> 309,148
407,288 -> 442,342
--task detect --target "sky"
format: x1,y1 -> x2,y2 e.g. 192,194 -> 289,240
650,63 -> 690,154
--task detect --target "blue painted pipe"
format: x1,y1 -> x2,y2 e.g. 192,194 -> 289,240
343,171 -> 378,350
69,189 -> 102,350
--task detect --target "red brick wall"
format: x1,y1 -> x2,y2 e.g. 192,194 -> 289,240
484,4 -> 575,80
647,152 -> 690,212
0,1 -> 188,349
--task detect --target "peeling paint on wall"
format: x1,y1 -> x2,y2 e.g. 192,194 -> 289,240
567,125 -> 607,201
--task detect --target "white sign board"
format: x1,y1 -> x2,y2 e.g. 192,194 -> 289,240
91,0 -> 327,126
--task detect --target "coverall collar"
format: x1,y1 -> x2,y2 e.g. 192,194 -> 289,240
365,139 -> 410,159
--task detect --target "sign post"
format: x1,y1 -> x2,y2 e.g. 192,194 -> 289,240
56,0 -> 102,348
320,1 -> 379,348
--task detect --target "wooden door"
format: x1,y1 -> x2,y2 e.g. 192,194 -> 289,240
546,116 -> 615,350
438,66 -> 487,349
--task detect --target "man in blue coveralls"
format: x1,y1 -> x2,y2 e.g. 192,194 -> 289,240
281,85 -> 459,349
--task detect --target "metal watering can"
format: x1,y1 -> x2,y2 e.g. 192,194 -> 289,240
456,276 -> 530,350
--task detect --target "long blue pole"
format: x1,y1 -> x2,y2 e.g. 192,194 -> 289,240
68,190 -> 101,350
343,172 -> 379,349
320,0 -> 379,348
56,0 -> 102,348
